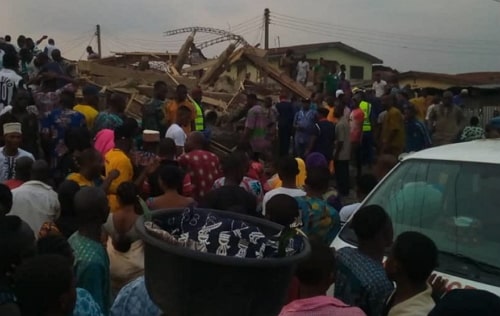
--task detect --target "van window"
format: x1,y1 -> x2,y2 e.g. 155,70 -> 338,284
339,159 -> 500,286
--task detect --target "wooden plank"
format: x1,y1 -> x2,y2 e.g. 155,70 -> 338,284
164,69 -> 228,110
169,65 -> 181,77
182,59 -> 218,73
77,60 -> 197,90
199,43 -> 236,86
174,33 -> 195,72
202,96 -> 227,110
242,53 -> 311,99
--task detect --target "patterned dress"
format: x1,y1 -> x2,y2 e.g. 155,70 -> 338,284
42,108 -> 85,168
69,232 -> 111,315
178,150 -> 221,201
295,196 -> 341,245
0,147 -> 35,182
460,126 -> 484,142
110,276 -> 161,316
335,247 -> 394,316
74,288 -> 104,316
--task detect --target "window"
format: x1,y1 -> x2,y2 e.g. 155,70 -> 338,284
349,66 -> 364,80
339,159 -> 500,287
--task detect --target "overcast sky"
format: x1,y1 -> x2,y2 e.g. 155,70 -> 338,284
2,0 -> 500,73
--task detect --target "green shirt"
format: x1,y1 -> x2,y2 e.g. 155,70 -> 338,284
313,65 -> 327,83
69,232 -> 110,315
325,73 -> 339,95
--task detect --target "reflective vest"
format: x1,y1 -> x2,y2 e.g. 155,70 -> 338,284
192,100 -> 205,131
359,101 -> 372,132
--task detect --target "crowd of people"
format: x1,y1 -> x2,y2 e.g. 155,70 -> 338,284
1,34 -> 500,316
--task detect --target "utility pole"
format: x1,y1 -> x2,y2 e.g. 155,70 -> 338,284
96,24 -> 102,58
264,8 -> 270,50
263,8 -> 270,85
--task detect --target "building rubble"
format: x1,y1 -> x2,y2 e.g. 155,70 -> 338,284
75,34 -> 312,153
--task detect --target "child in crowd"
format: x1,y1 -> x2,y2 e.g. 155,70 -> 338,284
296,166 -> 341,244
263,157 -> 306,215
305,152 -> 343,211
266,194 -> 300,227
383,231 -> 438,316
279,241 -> 366,316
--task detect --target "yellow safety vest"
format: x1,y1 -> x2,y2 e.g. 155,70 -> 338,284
359,101 -> 372,132
192,101 -> 205,131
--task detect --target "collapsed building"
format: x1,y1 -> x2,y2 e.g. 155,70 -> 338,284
75,27 -> 312,153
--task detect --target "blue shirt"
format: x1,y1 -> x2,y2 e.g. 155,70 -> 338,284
405,119 -> 431,152
295,196 -> 341,245
294,109 -> 316,144
275,101 -> 295,130
335,247 -> 394,316
312,119 -> 335,160
74,288 -> 104,316
41,108 -> 85,167
110,276 -> 161,316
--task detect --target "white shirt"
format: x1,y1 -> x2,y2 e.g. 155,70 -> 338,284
339,202 -> 361,223
0,147 -> 35,182
372,80 -> 387,98
425,104 -> 437,121
387,284 -> 435,316
9,180 -> 60,236
165,123 -> 186,147
262,187 -> 306,215
0,68 -> 23,111
296,61 -> 310,82
335,117 -> 351,161
44,44 -> 58,59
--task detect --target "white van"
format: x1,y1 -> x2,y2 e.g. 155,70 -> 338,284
331,139 -> 500,295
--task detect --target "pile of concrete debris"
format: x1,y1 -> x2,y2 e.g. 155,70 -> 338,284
75,39 -> 312,152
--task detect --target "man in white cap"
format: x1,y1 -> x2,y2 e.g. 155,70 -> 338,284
336,89 -> 345,99
0,122 -> 34,181
131,129 -> 160,168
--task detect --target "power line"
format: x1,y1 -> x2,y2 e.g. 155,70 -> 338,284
271,16 -> 500,53
272,11 -> 500,47
78,34 -> 96,60
271,21 -> 500,56
62,37 -> 91,57
228,15 -> 262,32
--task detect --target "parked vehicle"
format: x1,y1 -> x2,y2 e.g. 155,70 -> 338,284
331,140 -> 500,295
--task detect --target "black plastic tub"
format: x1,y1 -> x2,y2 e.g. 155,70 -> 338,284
136,208 -> 311,316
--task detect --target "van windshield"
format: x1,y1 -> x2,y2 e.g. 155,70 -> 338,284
339,159 -> 500,286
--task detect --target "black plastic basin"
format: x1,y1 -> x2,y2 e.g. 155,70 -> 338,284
136,208 -> 310,316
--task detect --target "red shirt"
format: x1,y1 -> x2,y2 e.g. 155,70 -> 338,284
247,161 -> 270,192
178,150 -> 221,201
3,179 -> 24,190
349,108 -> 365,143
